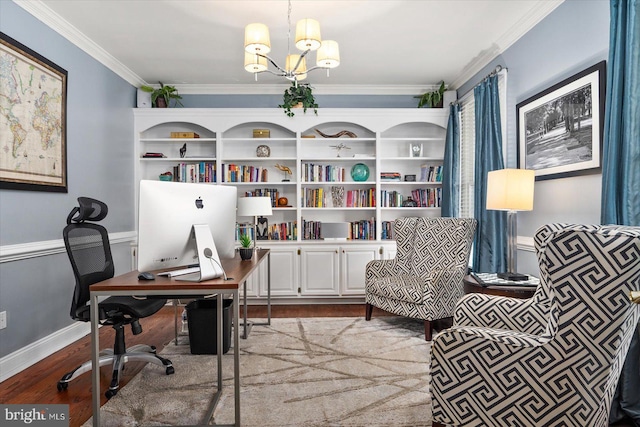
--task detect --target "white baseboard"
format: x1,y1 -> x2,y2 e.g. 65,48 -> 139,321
0,322 -> 90,383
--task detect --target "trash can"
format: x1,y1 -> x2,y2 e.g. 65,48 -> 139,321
185,298 -> 233,354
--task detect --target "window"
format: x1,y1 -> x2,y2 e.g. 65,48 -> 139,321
458,70 -> 507,218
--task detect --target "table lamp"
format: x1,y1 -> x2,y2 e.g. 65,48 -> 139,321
486,168 -> 535,281
237,197 -> 273,250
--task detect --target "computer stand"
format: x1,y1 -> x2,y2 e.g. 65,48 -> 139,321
176,224 -> 225,282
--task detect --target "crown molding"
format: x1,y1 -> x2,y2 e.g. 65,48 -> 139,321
175,84 -> 441,96
13,0 -> 145,87
450,0 -> 564,89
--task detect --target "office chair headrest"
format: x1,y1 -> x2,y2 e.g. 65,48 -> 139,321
67,197 -> 108,224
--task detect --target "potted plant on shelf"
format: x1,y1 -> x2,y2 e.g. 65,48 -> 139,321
279,82 -> 318,117
238,233 -> 253,260
140,82 -> 184,108
415,81 -> 446,108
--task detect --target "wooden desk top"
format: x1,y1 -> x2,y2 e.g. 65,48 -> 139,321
91,249 -> 269,293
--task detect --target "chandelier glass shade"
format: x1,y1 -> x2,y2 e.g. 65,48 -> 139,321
243,1 -> 340,82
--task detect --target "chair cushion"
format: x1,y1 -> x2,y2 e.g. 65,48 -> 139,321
366,275 -> 425,304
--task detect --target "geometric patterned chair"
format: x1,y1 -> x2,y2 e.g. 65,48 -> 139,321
431,224 -> 640,427
453,223 -> 569,335
365,217 -> 477,341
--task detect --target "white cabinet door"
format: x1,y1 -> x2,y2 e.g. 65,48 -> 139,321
341,245 -> 379,295
381,242 -> 397,260
266,248 -> 299,296
300,246 -> 340,295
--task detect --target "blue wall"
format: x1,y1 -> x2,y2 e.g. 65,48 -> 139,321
456,0 -> 610,275
0,1 -> 137,358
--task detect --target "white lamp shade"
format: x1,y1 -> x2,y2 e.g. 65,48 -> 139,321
316,40 -> 340,68
244,23 -> 271,54
237,197 -> 273,217
295,18 -> 322,51
486,168 -> 535,211
285,54 -> 307,80
244,52 -> 267,73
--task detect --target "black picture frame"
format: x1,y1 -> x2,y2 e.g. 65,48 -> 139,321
0,32 -> 68,192
516,61 -> 605,181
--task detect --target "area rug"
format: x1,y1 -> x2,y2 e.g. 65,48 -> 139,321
85,317 -> 432,426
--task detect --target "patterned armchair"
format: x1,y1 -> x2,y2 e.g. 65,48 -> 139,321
431,224 -> 640,427
365,217 -> 476,341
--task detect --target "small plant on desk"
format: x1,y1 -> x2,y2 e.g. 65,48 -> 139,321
239,234 -> 253,260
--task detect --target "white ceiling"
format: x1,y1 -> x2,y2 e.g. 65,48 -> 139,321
16,0 -> 564,95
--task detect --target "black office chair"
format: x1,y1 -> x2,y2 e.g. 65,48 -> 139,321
57,197 -> 173,398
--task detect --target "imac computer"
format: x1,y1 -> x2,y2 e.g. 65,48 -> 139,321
137,180 -> 237,281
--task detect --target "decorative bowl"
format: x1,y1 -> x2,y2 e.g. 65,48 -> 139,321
159,174 -> 173,181
350,163 -> 370,182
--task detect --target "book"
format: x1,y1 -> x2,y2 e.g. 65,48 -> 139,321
142,152 -> 165,158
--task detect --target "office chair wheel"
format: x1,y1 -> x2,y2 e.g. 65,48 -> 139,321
57,381 -> 68,391
105,388 -> 118,399
166,366 -> 175,375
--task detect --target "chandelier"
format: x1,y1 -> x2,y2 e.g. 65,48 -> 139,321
243,0 -> 340,82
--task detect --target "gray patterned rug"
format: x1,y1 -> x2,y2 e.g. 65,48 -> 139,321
85,317 -> 432,426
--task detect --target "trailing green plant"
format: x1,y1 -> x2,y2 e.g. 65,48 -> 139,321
279,82 -> 318,117
239,233 -> 253,248
415,81 -> 446,108
140,82 -> 183,108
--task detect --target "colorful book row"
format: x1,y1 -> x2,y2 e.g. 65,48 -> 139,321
301,218 -> 376,240
420,165 -> 443,183
222,164 -> 268,183
171,162 -> 216,183
380,188 -> 441,207
301,163 -> 347,182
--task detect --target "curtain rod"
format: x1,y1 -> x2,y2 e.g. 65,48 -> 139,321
454,65 -> 508,105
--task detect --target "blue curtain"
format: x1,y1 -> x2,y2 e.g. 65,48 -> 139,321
603,1 -> 640,425
601,0 -> 640,226
472,75 -> 506,272
441,103 -> 460,217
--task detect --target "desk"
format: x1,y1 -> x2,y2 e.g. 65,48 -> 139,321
90,249 -> 270,426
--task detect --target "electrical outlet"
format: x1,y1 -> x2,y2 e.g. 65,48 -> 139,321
0,311 -> 6,329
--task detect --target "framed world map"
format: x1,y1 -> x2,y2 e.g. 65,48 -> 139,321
0,32 -> 68,192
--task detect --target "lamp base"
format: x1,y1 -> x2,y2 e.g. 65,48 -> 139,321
497,272 -> 529,281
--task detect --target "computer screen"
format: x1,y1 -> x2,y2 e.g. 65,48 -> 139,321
137,180 -> 237,273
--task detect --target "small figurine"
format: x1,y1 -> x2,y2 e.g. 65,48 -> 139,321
330,143 -> 351,157
275,164 -> 292,182
180,143 -> 187,158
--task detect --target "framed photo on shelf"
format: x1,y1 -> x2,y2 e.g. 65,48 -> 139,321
516,61 -> 605,181
409,143 -> 423,158
0,32 -> 68,192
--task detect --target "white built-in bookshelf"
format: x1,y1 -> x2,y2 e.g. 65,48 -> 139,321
134,108 -> 448,299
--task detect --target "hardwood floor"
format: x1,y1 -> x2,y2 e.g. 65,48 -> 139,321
0,304 -> 383,427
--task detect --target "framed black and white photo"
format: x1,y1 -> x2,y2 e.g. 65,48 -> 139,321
0,32 -> 68,192
517,61 -> 605,181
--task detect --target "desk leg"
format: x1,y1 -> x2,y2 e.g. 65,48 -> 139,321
234,289 -> 240,425
91,294 -> 100,427
202,294 -> 224,425
242,280 -> 250,339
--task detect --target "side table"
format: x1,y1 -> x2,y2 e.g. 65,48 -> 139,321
463,274 -> 536,299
